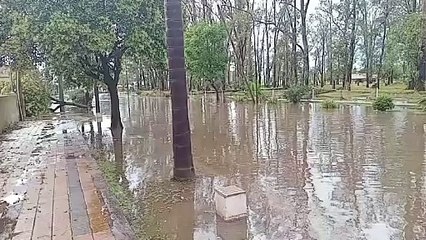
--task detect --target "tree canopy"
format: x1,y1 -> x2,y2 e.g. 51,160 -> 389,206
185,22 -> 228,94
1,0 -> 165,84
1,0 -> 167,133
386,13 -> 422,87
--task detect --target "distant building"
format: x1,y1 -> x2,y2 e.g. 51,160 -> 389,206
0,67 -> 10,79
352,73 -> 377,84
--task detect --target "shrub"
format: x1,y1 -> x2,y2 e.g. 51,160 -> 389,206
285,85 -> 310,103
372,96 -> 395,111
232,94 -> 249,102
22,72 -> 51,117
0,81 -> 12,95
322,99 -> 338,109
267,97 -> 279,104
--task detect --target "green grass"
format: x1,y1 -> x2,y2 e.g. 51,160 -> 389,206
317,83 -> 426,103
138,90 -> 171,97
137,83 -> 426,106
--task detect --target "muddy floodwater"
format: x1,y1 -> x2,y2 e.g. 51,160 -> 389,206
90,94 -> 426,240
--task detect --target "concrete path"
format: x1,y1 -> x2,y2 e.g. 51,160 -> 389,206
0,120 -> 115,240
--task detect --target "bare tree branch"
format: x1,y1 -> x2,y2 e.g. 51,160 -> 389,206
50,96 -> 91,112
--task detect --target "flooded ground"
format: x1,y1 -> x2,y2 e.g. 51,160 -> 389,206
90,93 -> 426,240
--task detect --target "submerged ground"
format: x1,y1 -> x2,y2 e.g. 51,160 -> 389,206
82,93 -> 426,240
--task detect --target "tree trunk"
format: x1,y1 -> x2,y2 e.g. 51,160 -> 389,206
253,20 -> 260,86
112,132 -> 124,173
292,0 -> 298,85
212,83 -> 220,102
412,0 -> 418,12
416,0 -> 426,91
346,0 -> 357,92
94,81 -> 102,135
301,0 -> 310,86
9,69 -> 14,92
58,75 -> 65,113
272,0 -> 278,87
107,84 -> 123,139
84,90 -> 90,112
377,1 -> 389,90
362,0 -> 371,88
166,0 -> 195,180
137,61 -> 142,90
328,0 -> 334,89
265,0 -> 270,85
260,23 -> 266,86
16,70 -> 25,120
258,26 -> 264,86
313,54 -> 318,86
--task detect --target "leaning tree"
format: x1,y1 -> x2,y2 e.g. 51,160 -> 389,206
39,0 -> 165,139
0,0 -> 165,162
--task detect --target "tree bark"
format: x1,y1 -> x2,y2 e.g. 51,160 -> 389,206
93,81 -> 102,135
166,0 -> 195,180
211,83 -> 220,102
16,70 -> 25,120
273,0 -> 278,87
58,75 -> 65,113
301,0 -> 310,86
108,81 -> 123,164
321,32 -> 326,87
328,0 -> 334,89
345,0 -> 357,91
265,0 -> 271,85
362,0 -> 371,88
416,0 -> 426,91
107,84 -> 123,139
253,19 -> 260,86
137,61 -> 142,90
290,0 -> 298,85
377,0 -> 389,90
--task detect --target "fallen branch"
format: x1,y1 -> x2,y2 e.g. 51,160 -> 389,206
50,96 -> 91,112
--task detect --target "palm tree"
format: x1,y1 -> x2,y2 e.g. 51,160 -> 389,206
165,0 -> 195,180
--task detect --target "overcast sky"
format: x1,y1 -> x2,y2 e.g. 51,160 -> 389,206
308,0 -> 320,16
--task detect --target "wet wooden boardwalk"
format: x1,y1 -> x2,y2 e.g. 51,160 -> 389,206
0,120 -> 115,240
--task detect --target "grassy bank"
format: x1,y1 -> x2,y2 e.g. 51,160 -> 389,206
136,83 -> 426,107
316,84 -> 426,103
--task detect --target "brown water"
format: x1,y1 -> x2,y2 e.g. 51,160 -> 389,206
94,94 -> 426,240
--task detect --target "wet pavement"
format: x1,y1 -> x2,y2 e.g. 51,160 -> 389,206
89,93 -> 426,240
0,118 -> 115,240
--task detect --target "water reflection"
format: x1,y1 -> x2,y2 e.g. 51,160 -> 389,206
95,93 -> 426,240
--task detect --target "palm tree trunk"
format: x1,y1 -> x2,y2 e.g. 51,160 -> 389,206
165,0 -> 195,180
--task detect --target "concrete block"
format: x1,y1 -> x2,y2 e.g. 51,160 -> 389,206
214,185 -> 247,221
0,94 -> 19,132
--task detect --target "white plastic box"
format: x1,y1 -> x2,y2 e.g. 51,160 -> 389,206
214,185 -> 247,221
